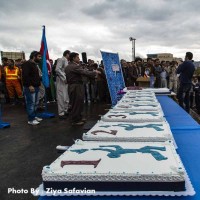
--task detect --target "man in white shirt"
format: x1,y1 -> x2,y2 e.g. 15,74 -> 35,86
55,50 -> 70,119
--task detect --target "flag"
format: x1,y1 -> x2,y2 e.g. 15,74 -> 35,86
40,26 -> 50,88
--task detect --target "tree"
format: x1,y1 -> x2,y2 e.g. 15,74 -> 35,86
194,68 -> 200,76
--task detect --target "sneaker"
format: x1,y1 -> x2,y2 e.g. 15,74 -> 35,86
35,117 -> 43,122
72,121 -> 84,126
28,120 -> 40,125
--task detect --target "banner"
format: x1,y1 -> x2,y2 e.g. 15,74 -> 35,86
101,51 -> 125,105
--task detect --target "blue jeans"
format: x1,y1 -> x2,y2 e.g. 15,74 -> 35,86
177,83 -> 191,113
24,87 -> 39,121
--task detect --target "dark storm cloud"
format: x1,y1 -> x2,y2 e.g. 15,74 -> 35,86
0,0 -> 200,61
82,0 -> 176,21
82,0 -> 200,45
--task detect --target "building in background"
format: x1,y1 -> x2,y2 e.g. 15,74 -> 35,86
1,51 -> 25,61
145,53 -> 182,63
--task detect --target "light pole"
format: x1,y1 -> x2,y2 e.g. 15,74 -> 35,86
129,37 -> 136,61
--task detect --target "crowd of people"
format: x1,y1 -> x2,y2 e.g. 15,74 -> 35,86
121,53 -> 200,113
0,51 -> 200,126
0,50 -> 110,125
122,57 -> 182,91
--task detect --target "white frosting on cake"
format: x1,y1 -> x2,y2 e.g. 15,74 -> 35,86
126,90 -> 155,95
123,87 -> 154,93
122,96 -> 158,101
83,120 -> 173,142
143,88 -> 170,93
118,98 -> 158,104
42,140 -> 185,182
124,92 -> 156,97
123,87 -> 170,94
113,102 -> 162,111
101,110 -> 164,122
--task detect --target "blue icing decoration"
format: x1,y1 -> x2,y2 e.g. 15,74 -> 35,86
113,123 -> 164,131
70,149 -> 88,154
91,145 -> 167,161
129,112 -> 158,116
99,125 -> 111,128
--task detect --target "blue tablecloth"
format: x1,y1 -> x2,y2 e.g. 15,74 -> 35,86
39,96 -> 200,200
157,96 -> 200,130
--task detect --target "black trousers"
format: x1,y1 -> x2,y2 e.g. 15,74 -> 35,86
195,92 -> 200,113
97,81 -> 111,103
177,83 -> 192,113
68,84 -> 84,123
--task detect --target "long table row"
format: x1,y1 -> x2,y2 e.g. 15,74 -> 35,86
39,96 -> 200,200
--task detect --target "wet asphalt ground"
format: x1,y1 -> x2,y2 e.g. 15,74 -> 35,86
0,100 -> 199,200
0,102 -> 110,200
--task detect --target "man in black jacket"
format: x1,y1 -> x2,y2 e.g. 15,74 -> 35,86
176,52 -> 195,113
22,51 -> 42,125
65,52 -> 100,125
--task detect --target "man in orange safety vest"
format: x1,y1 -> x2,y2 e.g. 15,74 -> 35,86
4,59 -> 23,105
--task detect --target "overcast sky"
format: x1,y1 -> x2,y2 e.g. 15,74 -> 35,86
0,0 -> 200,62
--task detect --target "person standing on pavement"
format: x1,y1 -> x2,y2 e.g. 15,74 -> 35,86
65,52 -> 101,126
1,57 -> 10,103
154,59 -> 162,88
3,59 -> 23,105
194,76 -> 200,114
55,50 -> 70,119
176,52 -> 195,113
169,61 -> 178,93
21,51 -> 43,125
127,61 -> 138,86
